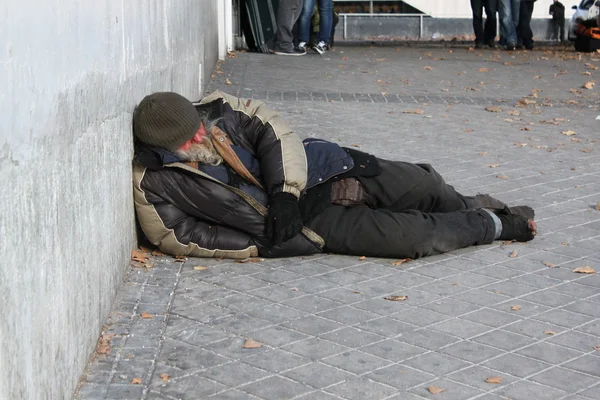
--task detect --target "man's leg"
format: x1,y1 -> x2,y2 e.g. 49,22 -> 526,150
357,159 -> 472,214
517,1 -> 535,49
484,0 -> 498,46
273,0 -> 303,53
471,0 -> 485,47
498,0 -> 518,48
307,205 -> 497,259
559,17 -> 565,42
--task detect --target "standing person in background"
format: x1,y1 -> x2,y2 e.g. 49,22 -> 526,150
498,0 -> 519,49
272,0 -> 305,56
470,0 -> 499,48
549,0 -> 566,42
297,0 -> 333,55
517,0 -> 537,49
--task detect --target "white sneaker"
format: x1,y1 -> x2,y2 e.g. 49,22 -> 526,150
313,41 -> 328,55
297,41 -> 306,52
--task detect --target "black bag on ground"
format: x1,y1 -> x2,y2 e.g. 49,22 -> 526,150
240,0 -> 279,53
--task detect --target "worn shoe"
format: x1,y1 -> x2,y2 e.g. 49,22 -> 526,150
506,42 -> 517,51
273,47 -> 306,56
496,206 -> 537,242
297,41 -> 307,53
313,41 -> 328,55
475,41 -> 484,49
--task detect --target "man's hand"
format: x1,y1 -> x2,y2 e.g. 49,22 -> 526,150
266,193 -> 303,245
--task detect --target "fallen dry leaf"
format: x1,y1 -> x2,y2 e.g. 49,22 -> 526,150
561,242 -> 569,246
193,266 -> 209,271
485,376 -> 503,384
479,67 -> 489,72
581,148 -> 593,153
479,151 -> 487,156
508,110 -> 521,116
391,258 -> 411,266
486,106 -> 503,112
497,175 -> 509,179
341,56 -> 348,60
544,330 -> 556,335
160,373 -> 170,382
131,249 -> 149,263
384,295 -> 408,301
582,71 -> 592,76
427,386 -> 446,394
225,78 -> 232,85
403,109 -> 425,114
583,81 -> 595,90
596,201 -> 600,211
424,66 -> 433,70
96,334 -> 113,355
511,305 -> 521,311
534,75 -> 541,79
359,256 -> 367,260
594,345 -> 600,351
509,250 -> 518,258
514,142 -> 528,147
544,262 -> 558,268
464,129 -> 474,132
488,163 -> 501,168
242,339 -> 262,349
140,312 -> 153,319
227,51 -> 237,58
561,130 -> 577,136
573,266 -> 596,274
131,378 -> 142,384
236,257 -> 265,263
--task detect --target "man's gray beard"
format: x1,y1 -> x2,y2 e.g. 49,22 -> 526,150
175,140 -> 223,166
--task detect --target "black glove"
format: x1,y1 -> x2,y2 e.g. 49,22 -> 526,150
266,192 -> 303,245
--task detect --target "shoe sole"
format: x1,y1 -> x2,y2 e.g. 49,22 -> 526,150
313,47 -> 325,55
272,51 -> 305,56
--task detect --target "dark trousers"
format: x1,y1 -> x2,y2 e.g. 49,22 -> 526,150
552,17 -> 565,41
471,0 -> 499,44
307,159 -> 496,259
273,0 -> 303,52
517,1 -> 535,47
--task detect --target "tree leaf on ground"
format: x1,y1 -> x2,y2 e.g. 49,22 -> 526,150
485,376 -> 503,384
131,378 -> 142,384
341,56 -> 348,60
582,71 -> 592,75
392,258 -> 411,266
480,151 -> 488,156
131,249 -> 149,263
520,127 -> 531,131
464,129 -> 474,132
503,240 -> 514,245
193,266 -> 209,271
486,106 -> 503,112
561,130 -> 577,136
225,78 -> 232,85
594,345 -> 600,351
160,373 -> 170,382
573,266 -> 596,274
583,81 -> 595,90
534,75 -> 541,79
581,148 -> 593,153
479,67 -> 489,72
236,258 -> 265,263
488,164 -> 501,168
424,66 -> 433,70
384,295 -> 408,301
572,138 -> 582,142
596,201 -> 600,211
96,334 -> 113,355
242,339 -> 262,349
511,305 -> 521,311
359,256 -> 367,260
514,142 -> 528,147
509,250 -> 518,258
427,386 -> 446,394
403,109 -> 425,114
508,110 -> 521,116
497,175 -> 509,179
544,262 -> 558,268
561,242 -> 569,246
544,330 -> 556,335
140,312 -> 153,319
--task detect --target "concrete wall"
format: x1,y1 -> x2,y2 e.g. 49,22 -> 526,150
0,1 -> 220,399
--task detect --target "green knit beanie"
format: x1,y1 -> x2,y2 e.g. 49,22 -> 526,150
133,92 -> 201,152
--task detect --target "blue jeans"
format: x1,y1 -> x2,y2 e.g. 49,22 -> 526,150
298,0 -> 333,44
498,0 -> 519,45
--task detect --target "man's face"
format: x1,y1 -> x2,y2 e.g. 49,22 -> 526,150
174,122 -> 222,165
178,123 -> 207,151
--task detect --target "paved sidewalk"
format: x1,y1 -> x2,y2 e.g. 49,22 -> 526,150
77,45 -> 600,400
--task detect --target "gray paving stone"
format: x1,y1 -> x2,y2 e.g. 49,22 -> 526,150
563,301 -> 600,318
529,366 -> 600,392
482,353 -> 551,377
398,328 -> 460,350
534,308 -> 595,328
242,349 -> 310,373
360,339 -> 427,361
365,364 -> 435,390
503,318 -> 567,339
563,355 -> 600,377
245,302 -> 310,324
321,326 -> 386,348
421,298 -> 481,316
403,351 -> 471,376
441,272 -> 499,288
356,316 -> 418,338
240,375 -> 311,400
103,384 -> 145,399
430,318 -> 492,339
520,290 -> 577,308
579,384 -> 600,400
206,312 -> 273,334
323,350 -> 392,374
247,284 -> 304,302
446,365 -> 518,390
472,329 -> 536,351
283,361 -> 354,389
205,389 -> 255,399
75,384 -> 106,400
409,378 -> 485,400
283,315 -> 345,336
390,307 -> 450,327
325,376 -> 399,400
451,289 -> 511,307
160,339 -> 230,370
577,320 -> 600,336
247,325 -> 309,348
318,305 -> 378,326
547,331 -> 600,353
295,390 -> 347,400
490,299 -> 551,318
516,342 -> 585,364
440,341 -> 504,364
462,308 -> 523,328
281,337 -> 350,361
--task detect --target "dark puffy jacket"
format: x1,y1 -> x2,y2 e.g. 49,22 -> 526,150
132,91 -> 354,258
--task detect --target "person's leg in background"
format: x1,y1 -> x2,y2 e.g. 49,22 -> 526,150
272,0 -> 305,55
559,16 -> 566,42
311,0 -> 333,54
471,0 -> 486,48
498,0 -> 518,49
517,0 -> 535,50
297,0 -> 316,52
484,0 -> 499,47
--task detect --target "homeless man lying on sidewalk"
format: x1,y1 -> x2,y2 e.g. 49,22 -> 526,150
132,91 -> 536,260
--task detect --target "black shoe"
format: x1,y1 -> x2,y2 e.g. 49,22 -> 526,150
525,44 -> 534,50
470,194 -> 535,220
273,47 -> 306,56
486,42 -> 497,49
506,42 -> 516,51
496,207 -> 537,242
313,41 -> 328,55
475,41 -> 484,49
